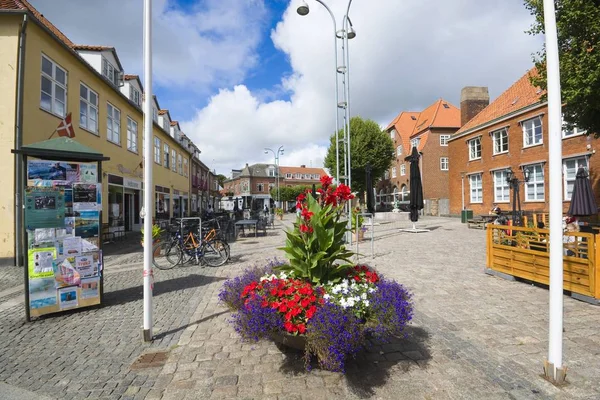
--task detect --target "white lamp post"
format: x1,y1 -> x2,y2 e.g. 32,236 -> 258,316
265,146 -> 284,208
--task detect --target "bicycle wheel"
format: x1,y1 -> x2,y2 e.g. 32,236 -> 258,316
152,240 -> 182,270
201,239 -> 229,267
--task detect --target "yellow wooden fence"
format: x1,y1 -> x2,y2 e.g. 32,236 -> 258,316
486,224 -> 599,302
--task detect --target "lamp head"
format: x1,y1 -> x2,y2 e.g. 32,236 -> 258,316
523,167 -> 531,182
297,1 -> 309,16
505,168 -> 514,183
264,150 -> 268,154
347,26 -> 356,39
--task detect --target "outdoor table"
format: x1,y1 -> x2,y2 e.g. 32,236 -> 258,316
480,215 -> 499,224
235,219 -> 258,238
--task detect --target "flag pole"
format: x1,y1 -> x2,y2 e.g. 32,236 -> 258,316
142,0 -> 154,342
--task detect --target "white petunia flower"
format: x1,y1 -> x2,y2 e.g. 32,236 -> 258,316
361,293 -> 367,300
323,294 -> 330,300
364,300 -> 370,307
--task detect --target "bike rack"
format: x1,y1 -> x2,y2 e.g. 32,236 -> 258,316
178,217 -> 202,237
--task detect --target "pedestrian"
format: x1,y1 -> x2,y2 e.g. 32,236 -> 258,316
563,217 -> 579,257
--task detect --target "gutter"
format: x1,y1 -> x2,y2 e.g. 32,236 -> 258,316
14,13 -> 28,267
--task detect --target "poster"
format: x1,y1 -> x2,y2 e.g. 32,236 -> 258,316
53,258 -> 81,287
79,163 -> 98,183
75,255 -> 97,278
27,248 -> 57,279
34,228 -> 55,243
27,160 -> 79,184
58,287 -> 78,309
64,217 -> 75,235
63,237 -> 82,256
74,211 -> 99,238
73,183 -> 100,211
24,187 -> 65,229
29,278 -> 57,309
80,277 -> 99,299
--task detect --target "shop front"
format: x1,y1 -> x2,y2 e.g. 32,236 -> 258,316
155,185 -> 170,223
107,174 -> 142,233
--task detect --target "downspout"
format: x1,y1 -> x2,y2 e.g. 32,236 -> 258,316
15,14 -> 28,267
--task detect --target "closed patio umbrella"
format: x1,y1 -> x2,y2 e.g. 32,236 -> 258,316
366,163 -> 374,214
405,146 -> 424,228
567,167 -> 598,217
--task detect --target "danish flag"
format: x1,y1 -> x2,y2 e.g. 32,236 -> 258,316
56,112 -> 76,138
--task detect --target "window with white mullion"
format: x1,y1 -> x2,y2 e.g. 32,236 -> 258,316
469,173 -> 483,203
468,137 -> 481,160
400,164 -> 406,176
492,128 -> 508,154
79,83 -> 98,133
154,137 -> 161,164
525,164 -> 545,201
163,143 -> 170,168
391,167 -> 397,178
440,135 -> 450,146
562,116 -> 586,138
178,154 -> 183,175
440,157 -> 449,171
101,57 -> 119,86
522,116 -> 543,146
493,170 -> 510,202
127,117 -> 138,152
40,55 -> 67,117
171,149 -> 177,172
129,86 -> 141,106
563,156 -> 588,200
107,103 -> 121,144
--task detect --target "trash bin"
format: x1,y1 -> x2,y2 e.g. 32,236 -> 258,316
461,209 -> 473,223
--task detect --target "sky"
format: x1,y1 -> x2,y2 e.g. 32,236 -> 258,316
30,0 -> 543,177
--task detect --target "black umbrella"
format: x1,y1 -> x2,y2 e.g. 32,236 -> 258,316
311,183 -> 317,199
365,163 -> 374,214
405,146 -> 424,224
568,167 -> 598,217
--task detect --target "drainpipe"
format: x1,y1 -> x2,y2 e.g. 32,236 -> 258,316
14,14 -> 28,267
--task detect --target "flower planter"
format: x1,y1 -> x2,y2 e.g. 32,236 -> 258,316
141,239 -> 161,257
270,331 -> 307,351
277,215 -> 283,220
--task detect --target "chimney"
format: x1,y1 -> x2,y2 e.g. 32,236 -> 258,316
460,86 -> 489,126
300,165 -> 306,168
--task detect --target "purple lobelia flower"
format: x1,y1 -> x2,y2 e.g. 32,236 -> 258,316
229,294 -> 283,342
365,277 -> 413,340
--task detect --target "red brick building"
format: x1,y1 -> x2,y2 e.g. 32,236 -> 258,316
448,69 -> 599,217
378,99 -> 461,214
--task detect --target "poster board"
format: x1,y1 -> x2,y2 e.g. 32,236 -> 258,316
25,159 -> 103,318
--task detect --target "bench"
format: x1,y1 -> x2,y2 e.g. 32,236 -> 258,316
467,218 -> 487,230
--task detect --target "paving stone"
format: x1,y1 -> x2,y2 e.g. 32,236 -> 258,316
213,374 -> 238,387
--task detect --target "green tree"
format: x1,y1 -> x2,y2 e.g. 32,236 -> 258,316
216,174 -> 227,188
270,185 -> 313,204
324,116 -> 394,194
524,0 -> 600,136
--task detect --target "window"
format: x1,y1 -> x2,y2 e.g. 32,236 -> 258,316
440,157 -> 449,171
525,164 -> 545,201
493,170 -> 510,202
295,173 -> 301,179
468,137 -> 481,160
469,173 -> 483,203
563,157 -> 588,200
126,117 -> 137,152
183,158 -> 188,177
400,164 -> 406,176
163,143 -> 170,168
440,135 -> 450,146
410,138 -> 420,150
390,130 -> 396,140
153,137 -> 160,163
562,116 -> 586,138
257,183 -> 264,192
41,55 -> 67,117
492,128 -> 509,154
396,145 -> 403,156
129,86 -> 141,106
107,103 -> 121,144
79,83 -> 98,133
163,118 -> 169,132
384,170 -> 389,180
391,167 -> 397,178
268,168 -> 275,177
178,153 -> 183,175
286,173 -> 292,179
171,149 -> 177,172
101,57 -> 119,86
522,116 -> 542,146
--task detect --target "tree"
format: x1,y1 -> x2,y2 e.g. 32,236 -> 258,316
524,0 -> 600,136
270,185 -> 312,204
324,116 -> 394,194
216,174 -> 227,188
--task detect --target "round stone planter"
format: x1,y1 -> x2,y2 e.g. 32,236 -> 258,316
270,331 -> 307,351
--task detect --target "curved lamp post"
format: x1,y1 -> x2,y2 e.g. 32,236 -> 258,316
265,146 -> 284,208
505,167 -> 530,227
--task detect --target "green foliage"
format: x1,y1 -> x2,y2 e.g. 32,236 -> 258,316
351,207 -> 364,231
141,224 -> 163,243
275,207 -> 284,216
324,116 -> 395,194
277,195 -> 354,283
271,185 -> 312,203
524,0 -> 600,136
216,174 -> 227,188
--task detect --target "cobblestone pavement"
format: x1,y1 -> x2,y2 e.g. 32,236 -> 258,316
1,215 -> 600,399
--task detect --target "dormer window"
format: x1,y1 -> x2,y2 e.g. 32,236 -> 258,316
268,168 -> 275,177
390,129 -> 396,140
101,57 -> 119,86
129,86 -> 141,106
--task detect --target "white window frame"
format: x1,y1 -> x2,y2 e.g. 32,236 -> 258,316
468,137 -> 481,160
440,135 -> 450,146
178,153 -> 183,175
493,170 -> 510,203
562,116 -> 586,138
129,86 -> 141,106
107,102 -> 121,144
79,82 -> 98,134
286,173 -> 292,179
390,130 -> 396,140
101,57 -> 119,86
295,173 -> 301,179
396,145 -> 403,156
257,183 -> 264,192
41,54 -> 67,117
525,164 -> 545,202
469,173 -> 483,203
563,157 -> 589,200
171,149 -> 177,172
391,167 -> 397,178
126,117 -> 138,153
400,164 -> 406,176
522,116 -> 543,147
153,137 -> 161,164
163,143 -> 170,168
384,170 -> 389,180
183,158 -> 188,177
492,128 -> 509,155
410,138 -> 420,150
440,157 -> 449,171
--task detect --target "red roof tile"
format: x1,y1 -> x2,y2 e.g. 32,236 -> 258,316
158,109 -> 168,115
124,74 -> 138,80
412,99 -> 460,137
279,166 -> 327,176
72,44 -> 113,51
170,121 -> 179,126
456,69 -> 543,135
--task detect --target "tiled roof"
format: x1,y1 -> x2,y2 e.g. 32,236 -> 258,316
455,69 -> 543,135
158,109 -> 168,115
124,74 -> 138,80
72,44 -> 113,51
279,166 -> 327,176
0,0 -> 75,47
386,111 -> 419,157
412,99 -> 460,137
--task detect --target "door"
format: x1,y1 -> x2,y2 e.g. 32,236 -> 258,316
124,193 -> 133,231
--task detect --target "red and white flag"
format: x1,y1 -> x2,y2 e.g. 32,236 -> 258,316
56,112 -> 75,138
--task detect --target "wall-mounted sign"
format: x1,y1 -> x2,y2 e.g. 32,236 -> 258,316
123,178 -> 141,190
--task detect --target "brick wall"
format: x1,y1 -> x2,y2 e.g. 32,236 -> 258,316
421,129 -> 453,200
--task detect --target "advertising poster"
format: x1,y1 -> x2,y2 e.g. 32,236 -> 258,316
29,278 -> 57,309
79,163 -> 98,183
58,287 -> 78,309
80,277 -> 100,299
53,258 -> 81,287
64,190 -> 73,216
64,217 -> 75,235
74,211 -> 99,238
24,187 -> 65,229
62,236 -> 82,256
27,161 -> 79,184
34,228 -> 55,243
82,237 -> 99,252
75,255 -> 97,278
73,183 -> 99,211
27,248 -> 57,279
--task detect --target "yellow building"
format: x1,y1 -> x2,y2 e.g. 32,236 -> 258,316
0,1 -> 194,265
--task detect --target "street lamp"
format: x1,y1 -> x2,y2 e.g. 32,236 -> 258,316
505,168 -> 530,227
265,146 -> 284,208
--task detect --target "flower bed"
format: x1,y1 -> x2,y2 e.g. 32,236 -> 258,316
218,177 -> 413,372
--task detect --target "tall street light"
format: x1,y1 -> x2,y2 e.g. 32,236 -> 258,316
265,146 -> 284,208
505,168 -> 530,227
